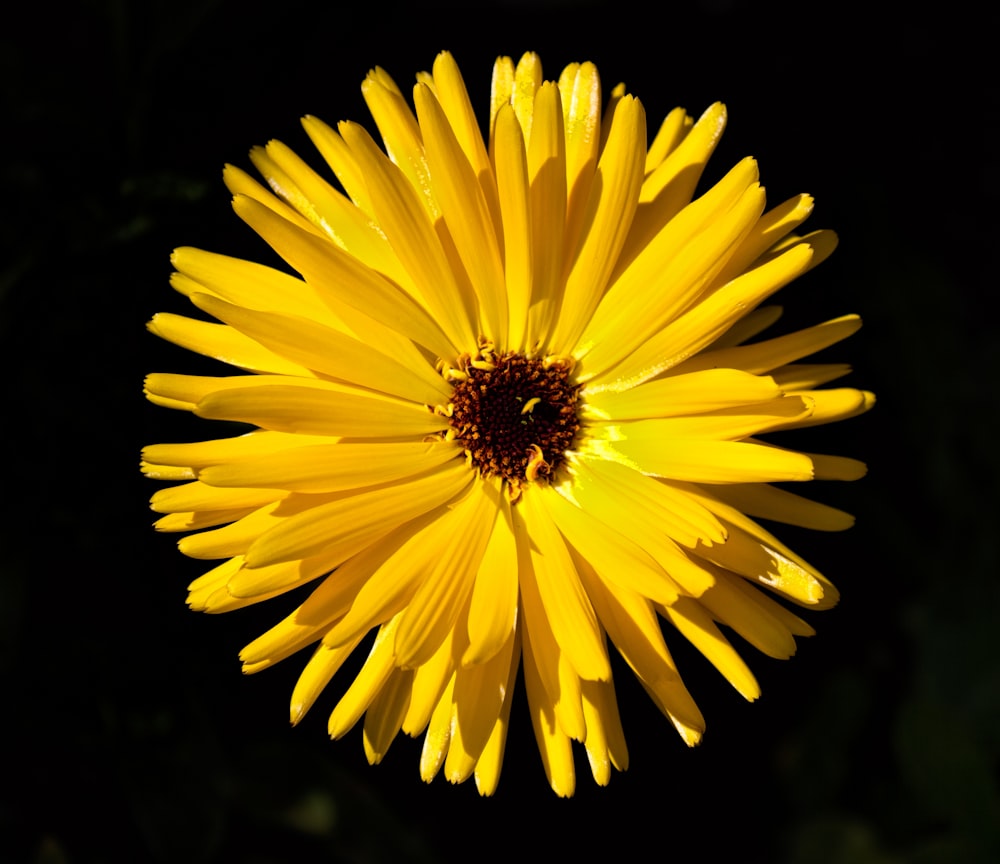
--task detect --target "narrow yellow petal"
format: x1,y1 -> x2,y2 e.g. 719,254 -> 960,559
290,638 -> 364,725
710,483 -> 855,531
199,441 -> 460,494
430,52 -> 500,228
578,158 -> 763,372
339,121 -> 477,350
701,527 -> 828,607
699,570 -> 809,659
178,499 -> 305,560
154,508 -> 255,534
245,460 -> 471,568
771,363 -> 854,390
148,313 -> 314,377
464,485 -> 519,665
419,675 -> 455,783
492,104 -> 532,352
551,96 -> 646,355
150,481 -> 285,514
361,67 -> 431,212
514,508 -> 587,741
231,194 -> 457,359
221,163 -> 324,238
520,490 -> 611,682
190,292 -> 450,403
542,480 -> 682,607
473,631 -> 520,796
394,485 -> 495,668
522,627 -> 576,798
142,431 -> 336,471
575,554 -> 681,690
605,396 -> 812,442
299,115 -> 373,216
609,436 -> 815,484
193,380 -> 445,438
661,598 -> 760,701
629,102 -> 727,253
673,314 -> 863,376
402,628 -> 457,737
584,369 -> 782,420
558,62 -> 601,260
779,388 -> 876,429
447,624 -> 517,783
328,616 -> 400,740
644,106 -> 693,174
525,81 -> 566,349
806,451 -> 869,481
363,668 -> 413,764
170,246 -> 336,322
587,241 -> 815,392
415,83 -> 508,342
581,678 -> 629,784
227,549 -> 347,600
141,462 -> 196,481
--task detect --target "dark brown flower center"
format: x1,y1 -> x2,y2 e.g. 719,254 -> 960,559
448,351 -> 581,488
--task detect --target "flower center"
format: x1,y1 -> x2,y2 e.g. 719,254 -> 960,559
448,350 -> 581,492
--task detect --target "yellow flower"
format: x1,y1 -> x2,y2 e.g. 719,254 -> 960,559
143,51 -> 874,796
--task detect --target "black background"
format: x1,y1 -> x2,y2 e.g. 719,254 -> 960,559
3,1 -> 997,862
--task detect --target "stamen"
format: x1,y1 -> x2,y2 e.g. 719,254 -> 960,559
447,350 -> 582,491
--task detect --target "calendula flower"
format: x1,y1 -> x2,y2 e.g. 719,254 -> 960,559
143,51 -> 873,796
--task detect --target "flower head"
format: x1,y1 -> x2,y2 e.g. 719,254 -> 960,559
143,51 -> 873,796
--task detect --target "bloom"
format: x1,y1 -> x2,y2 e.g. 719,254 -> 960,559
143,51 -> 873,796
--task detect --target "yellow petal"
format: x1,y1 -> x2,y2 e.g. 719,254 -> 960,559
190,292 -> 450,402
150,481 -> 285,514
581,677 -> 628,784
661,597 -> 760,701
419,674 -> 455,783
608,436 -> 815,484
245,460 -> 471,568
231,195 -> 456,359
193,379 -> 445,438
363,668 -> 413,764
644,106 -> 693,173
674,314 -> 863,376
464,485 -> 519,665
289,638 -> 364,725
542,478 -> 682,606
522,627 -> 576,798
578,158 -> 763,372
525,81 -> 566,349
519,490 -> 611,682
148,313 -> 314,377
584,368 -> 781,419
142,431 -> 335,472
587,240 -> 815,392
472,632 -> 520,796
492,104 -> 532,352
710,483 -> 855,531
198,441 -> 460,493
338,121 -> 477,350
447,624 -> 517,783
551,95 -> 646,355
415,82 -> 507,342
393,484 -> 496,668
328,615 -> 400,740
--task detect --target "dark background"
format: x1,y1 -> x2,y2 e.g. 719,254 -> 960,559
3,1 -> 997,862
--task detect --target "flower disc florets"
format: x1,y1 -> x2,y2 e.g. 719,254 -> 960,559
447,348 -> 581,491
